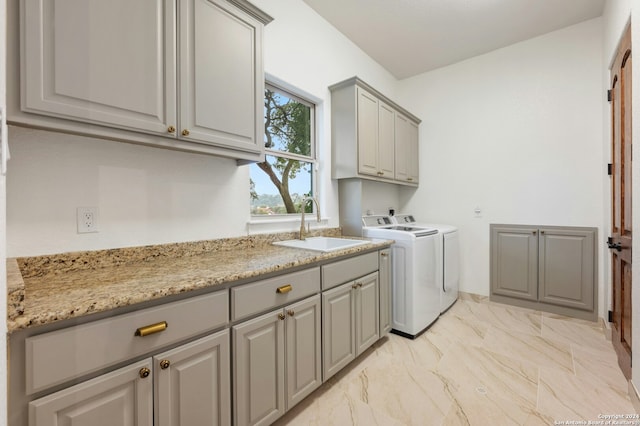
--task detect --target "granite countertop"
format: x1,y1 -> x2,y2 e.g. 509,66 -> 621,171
7,230 -> 392,333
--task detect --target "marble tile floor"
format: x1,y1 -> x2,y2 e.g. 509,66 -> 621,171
275,293 -> 635,426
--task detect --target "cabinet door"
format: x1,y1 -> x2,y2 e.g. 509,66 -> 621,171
355,272 -> 379,355
155,330 -> 231,426
179,0 -> 264,154
491,226 -> 538,301
322,282 -> 356,381
379,250 -> 392,335
233,310 -> 285,426
538,228 -> 595,311
394,113 -> 410,182
407,120 -> 420,184
378,101 -> 395,178
285,295 -> 321,410
29,359 -> 153,426
357,87 -> 379,176
395,114 -> 419,184
21,0 -> 176,135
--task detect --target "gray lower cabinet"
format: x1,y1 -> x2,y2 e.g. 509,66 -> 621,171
379,249 -> 392,335
490,224 -> 597,321
29,330 -> 232,426
29,359 -> 154,426
322,282 -> 356,380
491,226 -> 539,301
322,271 -> 379,381
154,330 -> 231,426
233,294 -> 321,426
18,250 -> 390,426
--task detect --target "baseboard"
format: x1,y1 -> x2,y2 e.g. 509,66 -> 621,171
629,380 -> 640,413
601,316 -> 612,341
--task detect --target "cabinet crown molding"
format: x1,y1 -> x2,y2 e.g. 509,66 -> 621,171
226,0 -> 274,24
329,76 -> 421,124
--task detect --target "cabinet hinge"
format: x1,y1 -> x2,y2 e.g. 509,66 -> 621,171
608,310 -> 613,323
607,89 -> 613,102
608,163 -> 613,176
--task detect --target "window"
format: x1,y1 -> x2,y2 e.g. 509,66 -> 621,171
250,83 -> 316,216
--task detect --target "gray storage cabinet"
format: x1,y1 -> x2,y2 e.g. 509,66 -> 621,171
490,224 -> 597,321
379,249 -> 392,335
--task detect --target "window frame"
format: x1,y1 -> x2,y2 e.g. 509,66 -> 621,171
249,82 -> 318,218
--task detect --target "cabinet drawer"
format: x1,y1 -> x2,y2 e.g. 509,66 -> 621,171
322,252 -> 378,290
231,267 -> 320,321
25,290 -> 228,395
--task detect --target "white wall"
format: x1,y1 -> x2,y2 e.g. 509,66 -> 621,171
395,19 -> 605,303
360,181 -> 401,216
6,0 -> 397,257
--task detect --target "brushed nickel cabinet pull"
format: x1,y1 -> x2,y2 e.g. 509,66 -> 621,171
135,321 -> 168,337
276,284 -> 292,294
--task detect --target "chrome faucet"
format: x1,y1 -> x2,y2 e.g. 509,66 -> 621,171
300,196 -> 321,240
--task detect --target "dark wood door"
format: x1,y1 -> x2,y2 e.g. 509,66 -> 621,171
611,26 -> 632,380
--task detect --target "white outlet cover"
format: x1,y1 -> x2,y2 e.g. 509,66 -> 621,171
77,207 -> 99,233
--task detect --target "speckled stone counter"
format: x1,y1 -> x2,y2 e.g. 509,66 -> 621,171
7,230 -> 392,333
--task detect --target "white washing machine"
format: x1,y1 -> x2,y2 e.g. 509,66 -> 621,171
394,214 -> 460,313
362,215 -> 440,338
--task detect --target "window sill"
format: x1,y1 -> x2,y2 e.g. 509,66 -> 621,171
247,216 -> 330,235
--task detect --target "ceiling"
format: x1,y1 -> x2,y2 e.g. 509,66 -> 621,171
301,0 -> 605,79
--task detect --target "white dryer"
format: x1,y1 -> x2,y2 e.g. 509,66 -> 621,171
362,215 -> 440,338
394,214 -> 460,313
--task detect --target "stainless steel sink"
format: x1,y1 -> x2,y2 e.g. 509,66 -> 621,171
273,237 -> 368,252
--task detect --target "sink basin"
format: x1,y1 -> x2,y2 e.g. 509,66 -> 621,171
273,237 -> 368,252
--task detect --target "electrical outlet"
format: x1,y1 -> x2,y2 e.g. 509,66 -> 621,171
77,207 -> 99,233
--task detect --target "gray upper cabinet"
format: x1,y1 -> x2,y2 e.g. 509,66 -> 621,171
14,0 -> 272,162
490,224 -> 597,321
376,99 -> 396,179
330,77 -> 421,186
395,114 -> 419,184
178,0 -> 265,154
356,87 -> 380,176
354,88 -> 394,179
20,0 -> 175,135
